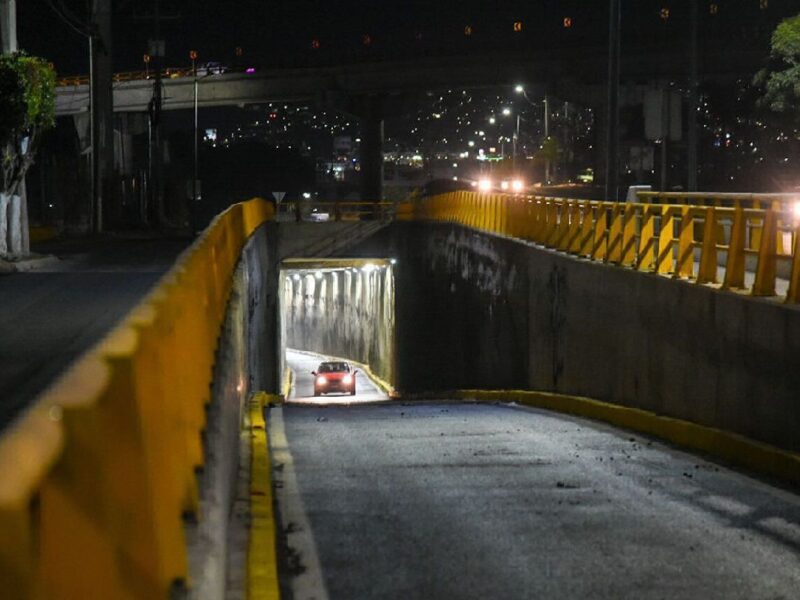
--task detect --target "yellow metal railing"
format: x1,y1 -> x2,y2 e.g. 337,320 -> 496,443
398,192 -> 800,303
0,198 -> 274,599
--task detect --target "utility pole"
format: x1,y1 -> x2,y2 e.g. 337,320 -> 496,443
135,0 -> 180,226
687,0 -> 699,191
90,0 -> 113,233
605,0 -> 621,201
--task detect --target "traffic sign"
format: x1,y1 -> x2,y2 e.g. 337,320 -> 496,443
272,191 -> 286,203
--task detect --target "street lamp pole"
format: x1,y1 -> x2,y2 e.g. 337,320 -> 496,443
605,0 -> 622,201
544,95 -> 550,183
191,50 -> 198,232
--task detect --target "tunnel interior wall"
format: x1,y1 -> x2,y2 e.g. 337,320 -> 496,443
282,265 -> 396,386
348,221 -> 800,454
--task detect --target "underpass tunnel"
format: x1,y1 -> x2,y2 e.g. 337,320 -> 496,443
279,258 -> 397,402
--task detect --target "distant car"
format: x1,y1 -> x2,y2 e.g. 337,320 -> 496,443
196,62 -> 227,76
312,361 -> 357,396
309,208 -> 330,222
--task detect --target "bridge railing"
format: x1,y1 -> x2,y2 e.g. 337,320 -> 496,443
277,200 -> 396,222
399,191 -> 800,303
0,199 -> 274,598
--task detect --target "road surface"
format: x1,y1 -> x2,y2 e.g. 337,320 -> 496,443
0,237 -> 188,429
285,349 -> 390,405
269,400 -> 800,599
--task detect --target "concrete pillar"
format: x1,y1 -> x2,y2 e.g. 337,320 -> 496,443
0,0 -> 17,54
359,96 -> 384,202
0,194 -> 8,255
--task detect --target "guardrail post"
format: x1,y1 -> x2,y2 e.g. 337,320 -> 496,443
722,207 -> 746,290
621,204 -> 637,267
696,206 -> 718,284
578,202 -> 595,256
606,203 -> 623,264
591,203 -> 609,261
675,206 -> 695,279
656,206 -> 675,274
637,205 -> 656,271
752,208 -> 778,296
566,202 -> 583,254
558,201 -> 576,251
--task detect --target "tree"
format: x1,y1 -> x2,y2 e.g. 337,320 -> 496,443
0,52 -> 55,258
755,13 -> 800,124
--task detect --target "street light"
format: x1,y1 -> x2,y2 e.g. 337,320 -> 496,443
515,85 -> 550,183
191,50 -> 199,232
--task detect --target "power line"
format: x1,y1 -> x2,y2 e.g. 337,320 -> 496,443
44,0 -> 91,38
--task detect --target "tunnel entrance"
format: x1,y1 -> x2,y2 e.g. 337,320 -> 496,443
279,258 -> 396,404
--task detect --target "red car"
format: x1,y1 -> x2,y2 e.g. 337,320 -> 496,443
312,361 -> 357,396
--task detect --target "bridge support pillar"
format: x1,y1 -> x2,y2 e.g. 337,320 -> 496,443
357,95 -> 385,202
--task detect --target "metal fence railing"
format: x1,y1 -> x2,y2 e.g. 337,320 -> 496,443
399,191 -> 800,303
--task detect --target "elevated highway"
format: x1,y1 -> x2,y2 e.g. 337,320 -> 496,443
55,44 -> 769,116
2,191 -> 799,598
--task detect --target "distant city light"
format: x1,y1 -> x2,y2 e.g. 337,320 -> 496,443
245,67 -> 256,74
515,84 -> 524,93
502,108 -> 511,116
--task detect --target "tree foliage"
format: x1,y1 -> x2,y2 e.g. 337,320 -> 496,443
0,52 -> 56,197
755,13 -> 800,121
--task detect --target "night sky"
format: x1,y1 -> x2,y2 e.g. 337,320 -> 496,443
18,1 -> 798,77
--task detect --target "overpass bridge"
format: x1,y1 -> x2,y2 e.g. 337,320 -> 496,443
54,44 -> 768,117
2,190 -> 800,598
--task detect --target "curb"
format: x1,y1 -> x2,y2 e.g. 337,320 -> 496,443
247,392 -> 280,600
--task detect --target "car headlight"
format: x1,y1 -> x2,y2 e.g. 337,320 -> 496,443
343,374 -> 353,384
316,376 -> 327,385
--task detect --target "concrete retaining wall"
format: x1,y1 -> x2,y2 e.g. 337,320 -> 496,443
188,224 -> 279,599
352,222 -> 800,454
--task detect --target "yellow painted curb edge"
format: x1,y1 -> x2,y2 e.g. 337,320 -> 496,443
281,367 -> 293,401
454,389 -> 800,488
247,392 -> 280,600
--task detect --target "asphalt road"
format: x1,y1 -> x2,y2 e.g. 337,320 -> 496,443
269,401 -> 800,600
286,349 -> 390,405
0,237 -> 188,429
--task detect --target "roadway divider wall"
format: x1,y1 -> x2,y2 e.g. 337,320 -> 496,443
0,199 -> 274,599
383,192 -> 800,455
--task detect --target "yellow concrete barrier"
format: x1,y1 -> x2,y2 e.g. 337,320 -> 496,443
411,191 -> 800,304
247,392 -> 280,600
0,198 -> 274,599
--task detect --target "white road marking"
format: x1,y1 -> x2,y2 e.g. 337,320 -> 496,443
269,407 -> 330,600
